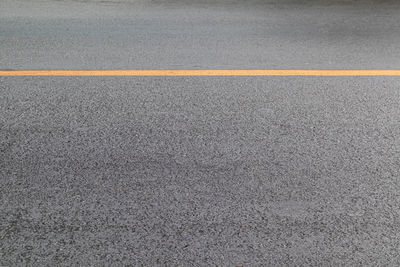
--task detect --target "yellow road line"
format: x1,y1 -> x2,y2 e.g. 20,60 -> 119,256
1,70 -> 400,76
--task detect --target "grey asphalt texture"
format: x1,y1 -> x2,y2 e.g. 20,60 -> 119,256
1,0 -> 400,266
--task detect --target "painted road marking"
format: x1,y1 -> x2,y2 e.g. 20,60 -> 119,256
1,70 -> 400,76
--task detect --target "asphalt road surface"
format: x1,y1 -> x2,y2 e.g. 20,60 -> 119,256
1,0 -> 400,266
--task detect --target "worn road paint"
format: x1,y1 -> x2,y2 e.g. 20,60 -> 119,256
2,70 -> 400,76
